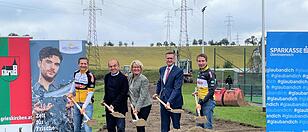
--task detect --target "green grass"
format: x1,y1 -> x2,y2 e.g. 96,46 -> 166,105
182,83 -> 266,127
88,46 -> 257,70
245,96 -> 262,104
214,106 -> 266,127
92,83 -> 105,132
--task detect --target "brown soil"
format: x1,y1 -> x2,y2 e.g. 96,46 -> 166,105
99,84 -> 265,132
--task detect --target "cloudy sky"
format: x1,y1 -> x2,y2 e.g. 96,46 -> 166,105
0,0 -> 308,46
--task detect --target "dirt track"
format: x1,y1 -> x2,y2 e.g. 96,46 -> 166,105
99,84 -> 265,132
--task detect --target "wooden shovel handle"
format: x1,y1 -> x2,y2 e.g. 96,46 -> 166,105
130,103 -> 140,120
194,87 -> 201,116
103,102 -> 115,113
156,97 -> 167,107
71,98 -> 91,120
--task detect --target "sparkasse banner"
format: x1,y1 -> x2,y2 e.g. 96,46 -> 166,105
266,32 -> 308,131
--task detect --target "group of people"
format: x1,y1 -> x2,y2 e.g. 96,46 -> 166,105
32,47 -> 217,132
102,51 -> 217,132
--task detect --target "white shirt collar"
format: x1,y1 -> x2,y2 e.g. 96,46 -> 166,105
167,64 -> 174,71
111,71 -> 120,76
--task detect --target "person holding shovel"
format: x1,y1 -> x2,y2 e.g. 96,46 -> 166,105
101,58 -> 129,132
68,57 -> 96,132
153,51 -> 184,132
193,53 -> 217,129
128,60 -> 152,132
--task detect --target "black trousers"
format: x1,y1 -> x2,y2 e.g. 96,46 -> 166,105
130,105 -> 152,132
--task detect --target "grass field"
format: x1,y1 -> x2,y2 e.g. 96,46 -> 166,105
92,83 -> 105,131
182,83 -> 266,127
88,46 -> 257,70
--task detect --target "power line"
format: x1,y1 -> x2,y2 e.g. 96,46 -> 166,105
175,0 -> 193,47
83,0 -> 102,69
165,12 -> 173,43
225,15 -> 233,43
235,32 -> 241,45
175,0 -> 193,62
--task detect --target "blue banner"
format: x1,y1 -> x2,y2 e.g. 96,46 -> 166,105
266,32 -> 308,131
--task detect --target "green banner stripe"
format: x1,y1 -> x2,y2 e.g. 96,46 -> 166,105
0,38 -> 10,124
0,38 -> 8,56
0,79 -> 11,124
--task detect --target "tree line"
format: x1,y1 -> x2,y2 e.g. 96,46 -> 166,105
5,33 -> 262,47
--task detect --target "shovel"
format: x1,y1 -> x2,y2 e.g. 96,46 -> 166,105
102,103 -> 125,118
194,88 -> 207,124
71,98 -> 97,127
155,97 -> 184,113
129,103 -> 146,127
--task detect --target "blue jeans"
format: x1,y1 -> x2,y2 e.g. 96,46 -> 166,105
106,112 -> 125,132
197,99 -> 216,129
74,103 -> 93,132
160,104 -> 181,132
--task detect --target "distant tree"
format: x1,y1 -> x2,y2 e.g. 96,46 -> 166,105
258,37 -> 264,45
156,42 -> 162,47
103,42 -> 107,46
198,39 -> 203,45
230,42 -> 236,45
245,36 -> 258,45
131,41 -> 134,46
87,42 -> 93,46
163,41 -> 169,47
216,41 -> 222,46
170,42 -> 176,46
186,43 -> 190,46
8,33 -> 18,36
208,40 -> 214,45
203,41 -> 207,45
192,39 -> 198,45
118,41 -> 123,47
124,43 -> 128,47
220,38 -> 229,46
150,43 -> 154,47
107,41 -> 114,46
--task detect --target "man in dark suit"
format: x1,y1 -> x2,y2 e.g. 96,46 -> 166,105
101,59 -> 129,132
153,51 -> 184,132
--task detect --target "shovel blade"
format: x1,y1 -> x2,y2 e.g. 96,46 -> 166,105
86,119 -> 98,127
111,112 -> 125,118
169,109 -> 184,113
188,126 -> 204,132
134,119 -> 146,127
195,116 -> 207,124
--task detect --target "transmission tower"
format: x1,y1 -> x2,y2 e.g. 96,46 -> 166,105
175,0 -> 193,61
236,32 -> 241,45
165,12 -> 172,44
225,15 -> 233,43
83,0 -> 102,69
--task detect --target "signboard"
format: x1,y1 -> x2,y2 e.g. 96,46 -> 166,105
266,32 -> 308,131
0,37 -> 32,132
30,40 -> 85,132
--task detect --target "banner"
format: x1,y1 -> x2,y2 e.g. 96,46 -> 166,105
266,32 -> 308,131
0,37 -> 32,132
30,40 -> 85,132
